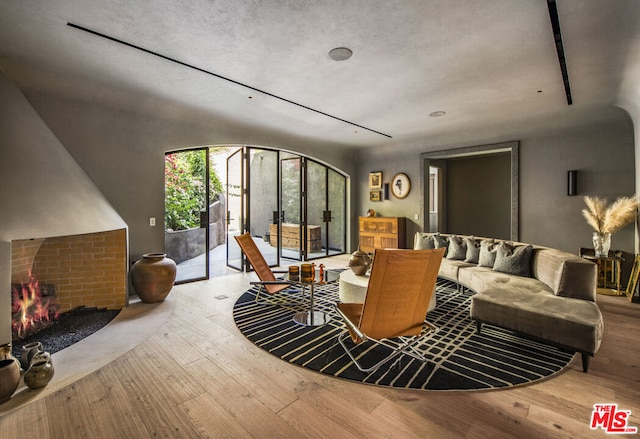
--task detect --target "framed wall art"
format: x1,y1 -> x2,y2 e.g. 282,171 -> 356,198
391,173 -> 411,199
625,254 -> 640,301
369,171 -> 382,189
369,190 -> 382,202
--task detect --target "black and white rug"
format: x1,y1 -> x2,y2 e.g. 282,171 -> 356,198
233,279 -> 574,391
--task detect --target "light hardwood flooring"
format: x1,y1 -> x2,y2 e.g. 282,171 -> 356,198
1,255 -> 639,438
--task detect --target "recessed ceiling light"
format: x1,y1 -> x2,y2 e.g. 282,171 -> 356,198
429,111 -> 446,117
329,47 -> 353,61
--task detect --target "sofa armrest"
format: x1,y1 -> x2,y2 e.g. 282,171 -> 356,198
532,248 -> 597,301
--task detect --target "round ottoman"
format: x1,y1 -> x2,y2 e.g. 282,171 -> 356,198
338,270 -> 437,311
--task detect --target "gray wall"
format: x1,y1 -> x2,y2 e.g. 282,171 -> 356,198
357,107 -> 635,257
3,74 -> 637,284
20,90 -> 358,263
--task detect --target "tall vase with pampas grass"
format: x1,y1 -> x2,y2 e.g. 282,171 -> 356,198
582,195 -> 640,257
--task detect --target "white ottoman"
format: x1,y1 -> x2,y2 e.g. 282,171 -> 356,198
338,269 -> 437,311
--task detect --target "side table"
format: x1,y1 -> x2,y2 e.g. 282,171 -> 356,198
580,250 -> 624,296
288,269 -> 340,326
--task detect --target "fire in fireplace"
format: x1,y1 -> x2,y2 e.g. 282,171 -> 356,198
11,272 -> 59,340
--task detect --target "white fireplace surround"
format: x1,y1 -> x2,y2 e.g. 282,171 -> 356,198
0,73 -> 128,345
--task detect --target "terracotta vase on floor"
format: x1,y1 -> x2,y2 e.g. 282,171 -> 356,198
0,357 -> 20,404
130,253 -> 177,303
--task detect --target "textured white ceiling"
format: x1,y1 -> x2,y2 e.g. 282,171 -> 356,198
1,0 -> 639,150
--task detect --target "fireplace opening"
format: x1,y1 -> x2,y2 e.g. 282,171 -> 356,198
11,306 -> 120,360
10,270 -> 121,361
11,272 -> 60,341
8,229 -> 128,360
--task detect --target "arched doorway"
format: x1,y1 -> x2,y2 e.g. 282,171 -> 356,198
165,145 -> 347,282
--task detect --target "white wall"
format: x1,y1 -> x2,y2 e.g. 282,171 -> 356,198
0,73 -> 127,241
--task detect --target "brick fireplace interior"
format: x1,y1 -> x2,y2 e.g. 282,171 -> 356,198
11,229 -> 128,327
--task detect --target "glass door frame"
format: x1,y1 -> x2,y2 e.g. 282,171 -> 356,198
227,146 -> 347,271
225,147 -> 245,271
304,158 -> 347,261
227,146 -> 283,270
164,147 -> 210,284
279,155 -> 304,262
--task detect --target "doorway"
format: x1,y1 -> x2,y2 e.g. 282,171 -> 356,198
420,141 -> 519,241
164,148 -> 210,283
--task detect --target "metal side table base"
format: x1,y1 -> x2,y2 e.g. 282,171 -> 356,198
293,310 -> 331,326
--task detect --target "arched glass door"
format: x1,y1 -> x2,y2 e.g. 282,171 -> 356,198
226,147 -> 346,270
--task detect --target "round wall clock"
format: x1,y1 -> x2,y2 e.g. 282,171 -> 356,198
391,173 -> 411,199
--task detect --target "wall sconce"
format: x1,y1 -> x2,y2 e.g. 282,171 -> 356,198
567,170 -> 577,196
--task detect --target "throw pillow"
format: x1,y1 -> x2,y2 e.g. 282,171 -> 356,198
478,240 -> 498,268
493,242 -> 534,277
414,233 -> 435,250
446,235 -> 467,260
432,234 -> 449,257
464,237 -> 481,264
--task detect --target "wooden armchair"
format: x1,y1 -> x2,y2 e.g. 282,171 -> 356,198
234,232 -> 297,304
335,248 -> 445,373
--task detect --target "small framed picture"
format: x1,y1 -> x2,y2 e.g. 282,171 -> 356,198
369,190 -> 382,202
369,171 -> 382,189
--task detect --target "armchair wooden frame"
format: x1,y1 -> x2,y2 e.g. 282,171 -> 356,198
335,248 -> 444,373
234,232 -> 301,305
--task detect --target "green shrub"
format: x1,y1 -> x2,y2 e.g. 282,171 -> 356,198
165,150 -> 222,231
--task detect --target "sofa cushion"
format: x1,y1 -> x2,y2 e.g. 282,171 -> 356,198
464,237 -> 481,264
446,235 -> 467,260
493,242 -> 533,277
414,233 -> 435,249
460,266 -> 553,297
439,259 -> 475,282
478,240 -> 498,268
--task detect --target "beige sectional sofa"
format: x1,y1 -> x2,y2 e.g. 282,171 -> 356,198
414,232 -> 603,372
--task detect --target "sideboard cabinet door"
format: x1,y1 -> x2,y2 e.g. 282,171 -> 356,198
358,217 -> 406,253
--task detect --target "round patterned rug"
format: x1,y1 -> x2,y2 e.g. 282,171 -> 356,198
233,278 -> 574,391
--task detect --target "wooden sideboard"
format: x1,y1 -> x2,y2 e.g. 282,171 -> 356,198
358,216 -> 406,253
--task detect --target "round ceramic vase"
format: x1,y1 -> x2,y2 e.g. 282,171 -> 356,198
24,358 -> 55,389
0,358 -> 21,403
130,253 -> 177,303
348,249 -> 371,276
20,341 -> 43,370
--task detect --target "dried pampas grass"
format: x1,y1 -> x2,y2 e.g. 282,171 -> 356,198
582,195 -> 640,234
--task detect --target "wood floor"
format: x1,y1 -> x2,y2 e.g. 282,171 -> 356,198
2,256 -> 639,438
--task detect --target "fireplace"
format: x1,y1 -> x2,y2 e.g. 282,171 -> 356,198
11,276 -> 59,341
9,229 -> 128,345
